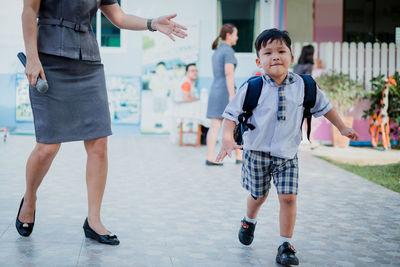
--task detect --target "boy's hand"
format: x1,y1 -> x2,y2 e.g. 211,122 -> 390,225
216,138 -> 243,162
340,127 -> 359,141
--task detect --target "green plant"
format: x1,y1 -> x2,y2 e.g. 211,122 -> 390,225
315,72 -> 366,116
363,72 -> 400,122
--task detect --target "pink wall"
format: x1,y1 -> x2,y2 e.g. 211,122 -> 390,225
313,117 -> 372,142
313,117 -> 399,143
314,0 -> 343,42
312,99 -> 399,143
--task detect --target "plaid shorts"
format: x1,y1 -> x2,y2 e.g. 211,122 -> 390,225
241,150 -> 299,197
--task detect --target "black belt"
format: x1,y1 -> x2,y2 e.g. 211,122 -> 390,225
38,18 -> 91,33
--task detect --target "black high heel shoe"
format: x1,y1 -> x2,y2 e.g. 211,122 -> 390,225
83,218 -> 119,245
15,198 -> 35,237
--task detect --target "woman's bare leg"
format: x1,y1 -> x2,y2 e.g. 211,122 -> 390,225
206,118 -> 222,162
235,149 -> 242,161
84,137 -> 110,235
19,142 -> 61,223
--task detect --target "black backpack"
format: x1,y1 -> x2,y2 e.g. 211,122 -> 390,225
233,74 -> 317,146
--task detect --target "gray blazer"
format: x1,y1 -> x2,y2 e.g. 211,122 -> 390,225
37,0 -> 117,61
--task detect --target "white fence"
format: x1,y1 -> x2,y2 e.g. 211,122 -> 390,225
293,42 -> 400,89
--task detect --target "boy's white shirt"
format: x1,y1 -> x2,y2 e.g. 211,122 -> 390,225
222,72 -> 332,159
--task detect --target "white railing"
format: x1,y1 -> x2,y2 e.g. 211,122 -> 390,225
293,42 -> 400,89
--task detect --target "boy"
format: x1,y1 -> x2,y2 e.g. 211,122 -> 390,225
216,29 -> 358,266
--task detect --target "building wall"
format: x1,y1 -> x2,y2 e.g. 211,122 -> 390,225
314,0 -> 343,42
286,0 -> 314,42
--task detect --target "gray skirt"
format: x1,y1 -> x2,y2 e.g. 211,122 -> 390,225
29,53 -> 112,143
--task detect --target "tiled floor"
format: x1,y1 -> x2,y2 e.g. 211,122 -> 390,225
0,135 -> 399,266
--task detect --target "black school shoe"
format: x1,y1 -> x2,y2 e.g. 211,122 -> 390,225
83,218 -> 120,245
238,218 -> 256,245
276,242 -> 299,266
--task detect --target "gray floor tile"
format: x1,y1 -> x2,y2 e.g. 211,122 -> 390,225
0,135 -> 399,266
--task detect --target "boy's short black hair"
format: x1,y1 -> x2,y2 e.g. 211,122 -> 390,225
185,63 -> 196,72
254,28 -> 292,57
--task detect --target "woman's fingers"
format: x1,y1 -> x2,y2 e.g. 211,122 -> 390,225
39,69 -> 47,82
26,73 -> 32,86
25,59 -> 44,87
173,29 -> 187,38
174,22 -> 187,31
166,13 -> 177,20
28,73 -> 37,87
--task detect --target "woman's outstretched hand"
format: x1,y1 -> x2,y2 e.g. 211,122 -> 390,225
153,14 -> 187,41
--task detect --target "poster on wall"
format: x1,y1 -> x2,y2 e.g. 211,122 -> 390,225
15,73 -> 33,122
140,21 -> 199,133
15,73 -> 140,124
106,75 -> 141,124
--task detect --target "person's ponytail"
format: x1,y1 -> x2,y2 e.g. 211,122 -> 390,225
212,37 -> 219,50
212,24 -> 235,50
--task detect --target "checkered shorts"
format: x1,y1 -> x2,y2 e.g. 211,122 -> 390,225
241,150 -> 299,197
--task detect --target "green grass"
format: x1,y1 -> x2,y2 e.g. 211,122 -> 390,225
319,157 -> 400,193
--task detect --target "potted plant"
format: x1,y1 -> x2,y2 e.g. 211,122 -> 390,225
315,72 -> 366,148
363,72 -> 400,148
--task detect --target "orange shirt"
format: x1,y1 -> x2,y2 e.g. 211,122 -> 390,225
181,81 -> 191,93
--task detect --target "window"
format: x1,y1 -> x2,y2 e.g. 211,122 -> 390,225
218,0 -> 260,53
91,0 -> 121,48
343,0 -> 400,43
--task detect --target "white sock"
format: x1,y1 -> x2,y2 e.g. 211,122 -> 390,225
244,215 -> 257,224
280,236 -> 291,245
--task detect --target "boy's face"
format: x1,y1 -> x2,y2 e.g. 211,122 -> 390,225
256,39 -> 294,81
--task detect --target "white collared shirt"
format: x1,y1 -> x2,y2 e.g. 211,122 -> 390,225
223,72 -> 332,159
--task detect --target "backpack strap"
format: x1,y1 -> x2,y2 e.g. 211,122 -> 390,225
299,74 -> 317,141
238,76 -> 263,131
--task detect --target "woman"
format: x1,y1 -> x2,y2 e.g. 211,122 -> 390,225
293,45 -> 314,75
206,24 -> 241,165
293,44 -> 320,149
17,0 -> 186,245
